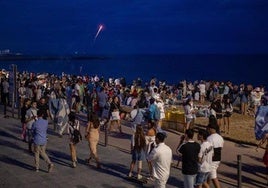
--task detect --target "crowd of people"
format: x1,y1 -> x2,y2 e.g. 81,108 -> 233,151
0,69 -> 267,187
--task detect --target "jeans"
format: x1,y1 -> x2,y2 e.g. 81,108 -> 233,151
183,174 -> 197,188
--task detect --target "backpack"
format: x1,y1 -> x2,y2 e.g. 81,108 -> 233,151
154,105 -> 161,121
73,128 -> 82,144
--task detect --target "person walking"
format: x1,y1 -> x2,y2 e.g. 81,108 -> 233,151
85,112 -> 101,168
147,132 -> 172,188
31,110 -> 54,173
68,112 -> 82,168
128,125 -> 146,180
2,78 -> 9,118
21,98 -> 31,142
178,129 -> 200,188
25,100 -> 38,153
195,129 -> 214,188
207,122 -> 224,188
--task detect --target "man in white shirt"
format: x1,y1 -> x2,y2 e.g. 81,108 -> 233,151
195,129 -> 214,188
207,122 -> 224,188
147,132 -> 172,188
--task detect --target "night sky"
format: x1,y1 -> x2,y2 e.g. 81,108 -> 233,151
0,0 -> 268,55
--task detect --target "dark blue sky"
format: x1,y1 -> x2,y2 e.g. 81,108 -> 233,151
0,0 -> 268,55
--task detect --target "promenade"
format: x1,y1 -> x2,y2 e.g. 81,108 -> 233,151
0,106 -> 267,188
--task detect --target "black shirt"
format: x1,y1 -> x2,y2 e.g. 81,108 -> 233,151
179,141 -> 201,175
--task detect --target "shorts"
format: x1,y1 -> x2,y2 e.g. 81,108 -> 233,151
209,161 -> 220,179
186,117 -> 194,123
195,171 -> 209,186
131,150 -> 145,161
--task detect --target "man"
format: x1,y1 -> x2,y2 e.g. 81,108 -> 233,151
207,122 -> 224,188
178,129 -> 200,188
97,87 -> 108,120
147,132 -> 172,188
32,110 -> 54,173
195,129 -> 214,188
2,78 -> 9,117
25,100 -> 38,153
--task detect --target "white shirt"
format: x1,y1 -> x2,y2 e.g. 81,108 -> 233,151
25,107 -> 38,129
198,141 -> 214,173
198,83 -> 206,95
207,133 -> 224,148
147,142 -> 172,181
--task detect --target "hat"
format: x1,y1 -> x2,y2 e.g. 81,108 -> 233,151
255,87 -> 260,92
207,123 -> 219,130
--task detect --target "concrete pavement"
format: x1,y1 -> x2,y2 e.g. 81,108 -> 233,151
0,107 -> 267,188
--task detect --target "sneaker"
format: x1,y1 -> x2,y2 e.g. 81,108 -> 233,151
137,174 -> 142,180
35,168 -> 39,172
48,163 -> 54,173
72,161 -> 77,168
128,172 -> 132,178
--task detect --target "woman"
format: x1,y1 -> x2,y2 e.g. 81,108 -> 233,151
68,112 -> 81,168
21,98 -> 31,141
85,112 -> 101,168
223,97 -> 233,134
128,125 -> 146,180
101,97 -> 112,130
183,97 -> 196,131
145,120 -> 157,178
109,96 -> 122,133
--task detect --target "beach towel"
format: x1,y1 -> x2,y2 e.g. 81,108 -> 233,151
254,105 -> 268,140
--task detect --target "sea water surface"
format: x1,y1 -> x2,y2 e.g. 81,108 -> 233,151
1,54 -> 267,87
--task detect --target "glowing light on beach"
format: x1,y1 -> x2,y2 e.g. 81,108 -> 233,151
94,24 -> 104,42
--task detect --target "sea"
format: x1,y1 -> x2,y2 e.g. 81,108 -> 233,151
0,54 -> 267,88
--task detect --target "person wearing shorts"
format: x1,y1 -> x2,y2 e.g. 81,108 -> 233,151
207,122 -> 224,188
195,129 -> 213,188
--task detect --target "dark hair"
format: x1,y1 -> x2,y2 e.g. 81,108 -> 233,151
156,132 -> 166,142
198,129 -> 209,140
134,125 -> 146,152
68,112 -> 76,124
185,129 -> 194,139
37,110 -> 44,117
149,98 -> 155,104
90,113 -> 100,129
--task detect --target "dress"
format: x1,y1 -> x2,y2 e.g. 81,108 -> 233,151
87,122 -> 100,158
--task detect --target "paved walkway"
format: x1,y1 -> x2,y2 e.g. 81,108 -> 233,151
0,107 -> 267,188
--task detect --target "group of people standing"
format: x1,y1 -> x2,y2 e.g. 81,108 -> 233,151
177,122 -> 224,188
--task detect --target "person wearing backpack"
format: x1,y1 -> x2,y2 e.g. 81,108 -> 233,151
85,112 -> 101,168
68,112 -> 82,168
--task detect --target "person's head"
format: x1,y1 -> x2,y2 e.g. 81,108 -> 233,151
207,122 -> 219,134
155,132 -> 167,144
185,129 -> 194,140
39,97 -> 46,104
198,129 -> 209,141
148,120 -> 156,129
24,98 -> 31,106
149,97 -> 155,105
31,100 -> 37,108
